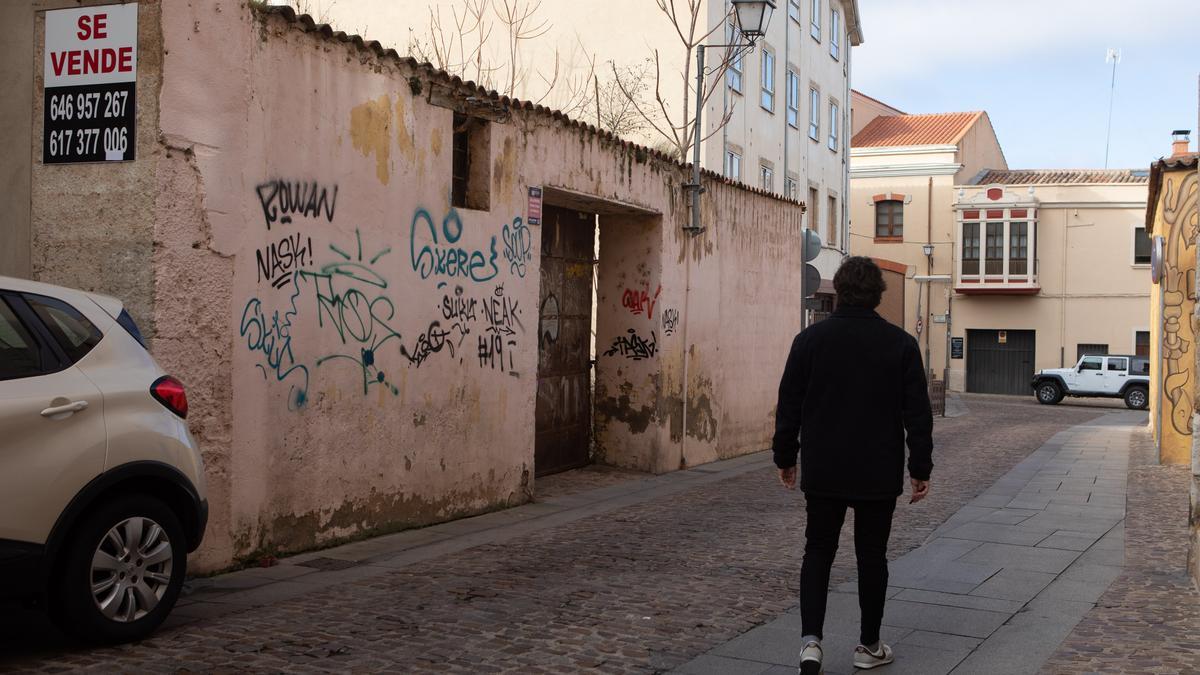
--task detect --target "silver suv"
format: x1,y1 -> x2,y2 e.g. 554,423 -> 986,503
1031,354 -> 1150,410
0,276 -> 207,643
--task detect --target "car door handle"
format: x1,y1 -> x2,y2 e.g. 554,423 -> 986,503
41,400 -> 89,417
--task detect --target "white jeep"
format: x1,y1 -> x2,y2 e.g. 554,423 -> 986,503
1031,354 -> 1150,410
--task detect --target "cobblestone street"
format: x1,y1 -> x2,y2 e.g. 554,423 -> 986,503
0,397 -> 1142,672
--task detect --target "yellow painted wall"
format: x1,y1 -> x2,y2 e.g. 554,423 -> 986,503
1149,167 -> 1199,465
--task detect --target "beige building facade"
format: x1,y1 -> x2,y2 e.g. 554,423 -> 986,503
290,0 -> 862,299
0,1 -> 810,571
850,107 -> 1150,393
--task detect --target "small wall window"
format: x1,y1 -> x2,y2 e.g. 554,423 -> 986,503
1135,330 -> 1150,357
809,187 -> 820,233
808,87 -> 820,141
830,9 -> 841,60
726,24 -> 744,93
760,164 -> 774,191
828,100 -> 839,151
785,176 -> 798,199
1133,226 -> 1151,265
810,0 -> 821,40
786,71 -> 800,128
451,112 -> 491,210
725,149 -> 742,180
875,199 -> 903,239
827,195 -> 838,247
760,48 -> 775,112
1009,222 -> 1029,275
789,0 -> 801,22
962,222 -> 979,272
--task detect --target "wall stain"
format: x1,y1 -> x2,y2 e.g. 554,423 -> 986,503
350,95 -> 393,185
595,381 -> 657,434
231,481 -> 525,567
395,95 -> 416,162
430,126 -> 443,157
494,135 -> 517,197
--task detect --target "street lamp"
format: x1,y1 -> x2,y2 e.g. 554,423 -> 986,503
922,243 -> 935,259
685,0 -> 775,234
732,0 -> 775,39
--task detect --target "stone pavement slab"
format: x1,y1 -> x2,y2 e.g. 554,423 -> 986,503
675,409 -> 1144,675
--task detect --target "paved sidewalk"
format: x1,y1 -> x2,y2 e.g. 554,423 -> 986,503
1043,421 -> 1200,673
676,410 -> 1141,675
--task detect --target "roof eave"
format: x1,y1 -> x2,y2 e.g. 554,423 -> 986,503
845,0 -> 864,45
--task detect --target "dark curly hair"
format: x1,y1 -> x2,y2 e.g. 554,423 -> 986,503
833,256 -> 886,309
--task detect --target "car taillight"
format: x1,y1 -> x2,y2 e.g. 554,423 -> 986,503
151,375 -> 188,419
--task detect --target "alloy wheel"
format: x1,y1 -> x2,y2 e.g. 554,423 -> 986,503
1129,389 -> 1147,408
90,516 -> 174,622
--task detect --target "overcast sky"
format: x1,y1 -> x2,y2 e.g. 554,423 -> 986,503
852,0 -> 1199,170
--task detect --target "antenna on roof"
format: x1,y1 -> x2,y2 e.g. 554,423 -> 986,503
1104,48 -> 1121,169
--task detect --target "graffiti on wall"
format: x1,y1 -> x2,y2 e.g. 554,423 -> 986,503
240,283 -> 310,410
661,307 -> 679,336
256,232 -> 315,289
502,218 -> 533,278
1160,170 -> 1199,436
539,294 -> 560,347
242,180 -> 530,407
604,328 -> 658,360
256,180 -> 338,229
410,207 -> 500,283
298,229 -> 403,397
622,285 -> 661,319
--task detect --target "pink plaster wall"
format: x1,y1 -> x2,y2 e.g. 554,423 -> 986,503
151,2 -> 805,570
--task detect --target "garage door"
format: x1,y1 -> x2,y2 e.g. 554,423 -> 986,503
966,329 -> 1035,395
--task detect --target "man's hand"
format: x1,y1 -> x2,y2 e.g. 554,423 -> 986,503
779,466 -> 797,490
910,479 -> 930,504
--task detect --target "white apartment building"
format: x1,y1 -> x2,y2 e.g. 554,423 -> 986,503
302,0 -> 863,297
704,0 -> 863,290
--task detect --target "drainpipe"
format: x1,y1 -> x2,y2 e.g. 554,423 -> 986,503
783,2 -> 789,202
925,177 -> 933,378
680,239 -> 693,470
843,30 -> 852,254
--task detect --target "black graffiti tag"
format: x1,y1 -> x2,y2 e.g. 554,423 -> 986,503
256,180 -> 338,230
604,329 -> 658,360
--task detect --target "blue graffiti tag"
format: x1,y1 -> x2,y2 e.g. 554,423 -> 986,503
409,207 -> 500,283
299,230 -> 403,397
501,217 -> 533,278
240,278 -> 310,409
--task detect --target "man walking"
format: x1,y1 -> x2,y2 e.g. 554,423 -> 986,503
773,256 -> 933,673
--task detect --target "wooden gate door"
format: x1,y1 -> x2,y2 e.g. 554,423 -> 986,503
966,329 -> 1036,395
535,204 -> 595,476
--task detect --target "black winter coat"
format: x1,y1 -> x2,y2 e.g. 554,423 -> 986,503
772,306 -> 934,500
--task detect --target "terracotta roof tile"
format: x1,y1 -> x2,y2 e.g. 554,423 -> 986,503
851,111 -> 983,148
972,169 -> 1150,185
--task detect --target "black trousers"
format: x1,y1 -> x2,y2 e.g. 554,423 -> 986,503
800,494 -> 897,646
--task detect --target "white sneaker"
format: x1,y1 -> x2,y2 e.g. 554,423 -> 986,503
853,642 -> 894,669
799,640 -> 823,675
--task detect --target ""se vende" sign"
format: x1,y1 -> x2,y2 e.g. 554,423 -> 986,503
43,3 -> 138,163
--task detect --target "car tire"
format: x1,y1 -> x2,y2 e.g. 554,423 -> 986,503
49,494 -> 187,644
1124,386 -> 1149,411
1035,381 -> 1063,405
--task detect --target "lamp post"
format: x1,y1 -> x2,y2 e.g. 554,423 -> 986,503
686,0 -> 774,234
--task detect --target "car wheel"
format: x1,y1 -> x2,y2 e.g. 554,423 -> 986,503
1124,386 -> 1148,410
1036,381 -> 1062,405
50,494 -> 187,644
